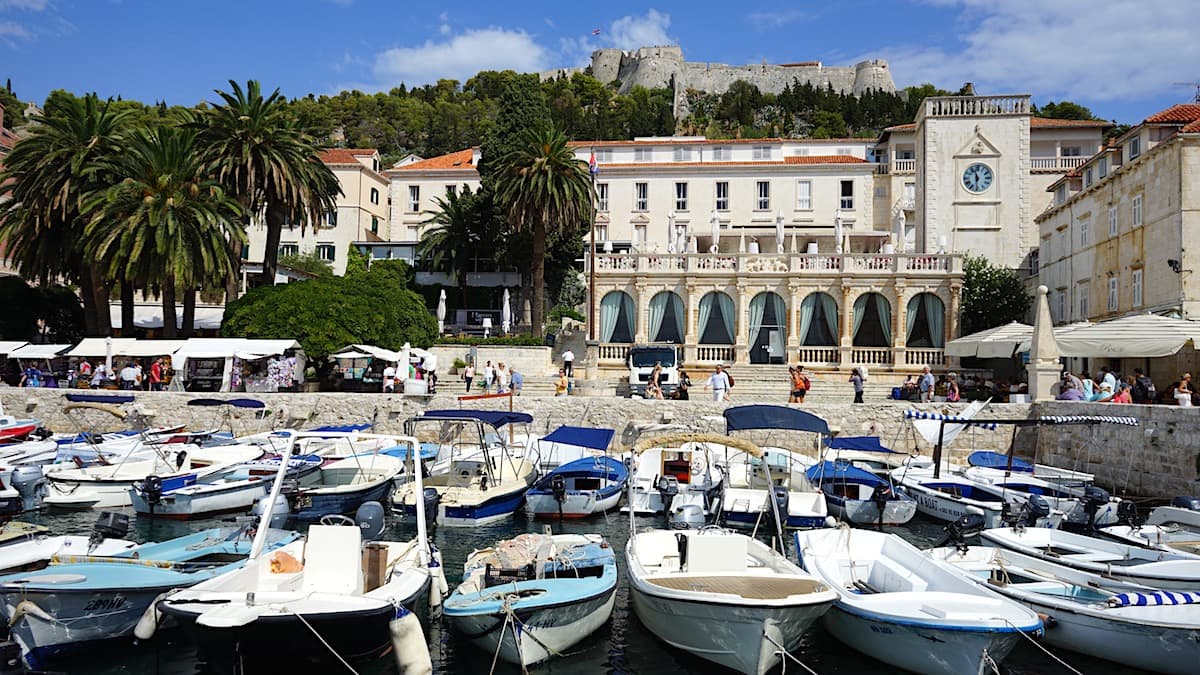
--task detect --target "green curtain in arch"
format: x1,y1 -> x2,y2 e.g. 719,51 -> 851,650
621,292 -> 636,340
799,294 -> 817,345
718,292 -> 734,343
906,295 -> 922,343
877,295 -> 892,345
749,292 -> 787,341
600,292 -> 629,342
698,293 -> 713,342
648,292 -> 667,342
670,293 -> 684,342
925,293 -> 945,347
821,293 -> 838,342
853,294 -> 868,340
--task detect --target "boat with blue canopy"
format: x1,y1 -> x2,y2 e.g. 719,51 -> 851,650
804,453 -> 916,526
527,426 -> 624,518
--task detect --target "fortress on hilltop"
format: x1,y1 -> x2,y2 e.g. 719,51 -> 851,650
541,46 -> 895,115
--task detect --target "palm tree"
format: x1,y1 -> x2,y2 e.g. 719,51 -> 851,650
193,80 -> 339,300
418,185 -> 485,306
83,125 -> 245,337
0,94 -> 132,335
493,125 -> 594,332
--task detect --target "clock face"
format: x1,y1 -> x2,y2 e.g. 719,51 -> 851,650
962,163 -> 993,193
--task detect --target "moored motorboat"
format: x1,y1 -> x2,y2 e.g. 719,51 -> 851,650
805,459 -> 916,526
526,455 -> 627,519
930,544 -> 1200,675
891,467 -> 1063,529
444,532 -> 617,667
129,454 -> 323,519
0,512 -> 138,575
622,433 -> 723,518
965,450 -> 1094,487
795,527 -> 1042,675
0,413 -> 40,444
627,526 -> 836,674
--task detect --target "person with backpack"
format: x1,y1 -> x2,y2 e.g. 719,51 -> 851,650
1132,368 -> 1156,404
792,365 -> 811,403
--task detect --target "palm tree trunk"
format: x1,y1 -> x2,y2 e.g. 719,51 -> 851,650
120,279 -> 135,337
162,277 -> 178,338
181,287 -> 196,337
531,220 -> 546,335
262,203 -> 285,286
79,271 -> 99,336
458,273 -> 468,308
80,265 -> 111,336
225,237 -> 243,303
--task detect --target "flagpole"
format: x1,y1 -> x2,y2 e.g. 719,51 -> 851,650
588,145 -> 597,342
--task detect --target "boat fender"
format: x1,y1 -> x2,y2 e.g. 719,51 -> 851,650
1036,612 -> 1057,629
8,600 -> 53,627
674,532 -> 688,570
174,450 -> 187,470
390,608 -> 433,675
429,562 -> 448,608
134,588 -> 180,640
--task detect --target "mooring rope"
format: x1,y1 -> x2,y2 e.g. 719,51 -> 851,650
762,630 -> 819,675
998,616 -> 1082,675
293,610 -> 359,674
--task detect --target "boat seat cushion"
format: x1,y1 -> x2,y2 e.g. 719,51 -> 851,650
686,535 -> 747,574
302,525 -> 363,595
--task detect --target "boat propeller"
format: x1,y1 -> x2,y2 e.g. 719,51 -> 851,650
938,513 -> 986,554
551,474 -> 567,520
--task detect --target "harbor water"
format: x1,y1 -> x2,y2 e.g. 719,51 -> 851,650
18,507 -> 1149,675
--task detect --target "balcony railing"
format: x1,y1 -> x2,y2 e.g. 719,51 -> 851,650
594,252 -> 962,276
1030,156 -> 1088,172
695,345 -> 735,362
905,348 -> 947,367
796,347 -> 839,364
598,344 -> 630,363
892,159 -> 916,173
922,95 -> 1030,118
852,348 -> 894,365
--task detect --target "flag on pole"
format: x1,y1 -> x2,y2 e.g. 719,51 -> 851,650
589,149 -> 599,175
591,28 -> 602,35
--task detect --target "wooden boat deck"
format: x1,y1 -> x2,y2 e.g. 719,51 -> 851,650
647,575 -> 825,599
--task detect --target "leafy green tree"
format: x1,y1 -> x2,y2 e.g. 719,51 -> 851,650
194,80 -> 340,298
278,250 -> 334,278
720,80 -> 763,127
83,124 -> 245,337
494,125 -> 595,332
810,110 -> 848,138
0,93 -> 132,335
960,254 -> 1032,335
556,268 -> 586,309
418,185 -> 488,305
1034,100 -> 1099,120
0,81 -> 24,129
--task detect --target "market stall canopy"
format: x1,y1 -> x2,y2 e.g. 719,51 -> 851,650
172,338 -> 302,361
1050,313 -> 1200,358
0,342 -> 28,357
331,351 -> 373,360
7,344 -> 71,359
109,304 -> 223,330
944,321 -> 1032,358
333,344 -> 404,362
66,338 -> 186,358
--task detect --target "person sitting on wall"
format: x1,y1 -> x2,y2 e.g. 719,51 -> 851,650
1056,380 -> 1084,401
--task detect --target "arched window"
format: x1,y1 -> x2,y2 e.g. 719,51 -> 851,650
599,291 -> 635,343
905,293 -> 946,348
698,291 -> 735,344
852,293 -> 892,347
799,292 -> 838,346
648,291 -> 684,343
748,291 -> 787,364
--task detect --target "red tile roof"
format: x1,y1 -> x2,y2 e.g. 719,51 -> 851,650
1144,104 -> 1200,124
319,148 -> 378,164
882,123 -> 915,132
388,148 -> 476,171
1029,117 -> 1111,128
1183,119 -> 1200,133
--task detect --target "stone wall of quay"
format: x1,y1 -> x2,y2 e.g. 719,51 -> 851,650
4,388 -> 1193,499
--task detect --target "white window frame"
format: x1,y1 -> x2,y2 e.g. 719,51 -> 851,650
752,145 -> 772,160
369,187 -> 380,205
1129,137 -> 1141,159
595,224 -> 608,243
1132,269 -> 1143,307
1108,205 -> 1118,237
756,181 -> 770,210
597,183 -> 609,211
1079,218 -> 1089,247
1107,276 -> 1119,311
317,243 -> 336,262
407,185 -> 420,212
327,211 -> 338,227
1077,283 -> 1089,319
1061,146 -> 1081,157
278,243 -> 300,258
715,181 -> 729,211
839,180 -> 854,210
1057,291 -> 1066,322
796,180 -> 812,210
674,182 -> 688,211
711,146 -> 728,161
673,146 -> 692,162
836,147 -> 851,155
634,182 -> 648,211
595,148 -> 612,163
1132,194 -> 1143,227
1084,168 -> 1093,188
634,148 -> 651,162
1098,157 -> 1108,179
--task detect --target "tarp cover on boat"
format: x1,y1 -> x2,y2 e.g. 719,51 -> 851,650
903,409 -> 999,430
420,410 -> 533,427
64,393 -> 135,404
540,425 -> 615,451
538,455 -> 627,482
825,436 -> 898,453
968,451 -> 1034,472
305,423 -> 371,433
724,405 -> 830,436
186,398 -> 266,409
805,460 -> 886,487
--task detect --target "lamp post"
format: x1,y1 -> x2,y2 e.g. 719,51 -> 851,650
588,147 -> 599,341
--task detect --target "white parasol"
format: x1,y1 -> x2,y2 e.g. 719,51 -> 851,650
104,336 -> 113,379
436,289 -> 447,334
709,209 -> 720,254
775,209 -> 785,253
894,210 -> 907,253
834,213 -> 843,254
501,289 -> 512,334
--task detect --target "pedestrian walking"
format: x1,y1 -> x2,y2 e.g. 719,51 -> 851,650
483,360 -> 495,393
850,368 -> 864,403
555,369 -> 569,396
383,362 -> 396,393
705,365 -> 730,402
919,366 -> 935,402
791,365 -> 811,403
462,363 -> 475,393
561,349 -> 575,378
149,357 -> 164,391
672,368 -> 691,400
496,362 -> 509,393
1132,368 -> 1156,404
509,367 -> 523,396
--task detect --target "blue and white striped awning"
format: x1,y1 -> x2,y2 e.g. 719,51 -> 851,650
903,410 -> 999,430
1109,591 -> 1200,607
1037,415 -> 1139,426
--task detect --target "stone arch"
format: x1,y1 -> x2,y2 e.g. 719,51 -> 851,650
698,291 -> 735,344
599,290 -> 635,343
748,291 -> 787,364
799,292 -> 839,346
852,292 -> 892,347
905,292 -> 946,348
648,291 -> 684,343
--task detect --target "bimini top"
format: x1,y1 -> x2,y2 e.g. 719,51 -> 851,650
724,404 -> 830,436
968,450 -> 1034,472
64,393 -> 136,404
420,409 -> 533,428
540,425 -> 615,452
186,398 -> 267,409
306,423 -> 372,433
805,460 -> 887,487
825,435 -> 899,454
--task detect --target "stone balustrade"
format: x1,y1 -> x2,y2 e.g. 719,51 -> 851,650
922,95 -> 1030,118
594,252 -> 961,276
1030,156 -> 1088,172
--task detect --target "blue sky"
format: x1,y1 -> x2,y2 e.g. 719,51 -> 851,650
2,0 -> 1197,124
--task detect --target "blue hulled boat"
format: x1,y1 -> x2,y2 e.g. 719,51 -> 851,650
527,454 -> 627,519
805,457 -> 916,526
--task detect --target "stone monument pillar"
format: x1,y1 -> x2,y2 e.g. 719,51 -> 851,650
1028,285 -> 1061,402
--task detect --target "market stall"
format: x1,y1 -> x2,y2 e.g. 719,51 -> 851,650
170,338 -> 304,392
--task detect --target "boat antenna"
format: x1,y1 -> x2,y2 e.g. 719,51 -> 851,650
760,447 -> 787,555
411,435 -> 430,567
249,430 -> 294,560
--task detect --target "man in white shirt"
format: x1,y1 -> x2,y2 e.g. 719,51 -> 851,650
382,364 -> 396,393
119,362 -> 139,390
483,361 -> 495,393
495,364 -> 509,393
705,365 -> 730,402
561,349 -> 575,378
1099,366 -> 1118,393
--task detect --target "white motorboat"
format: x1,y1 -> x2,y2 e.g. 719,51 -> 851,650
0,513 -> 138,575
805,459 -> 917,526
981,526 -> 1200,590
962,466 -> 1119,527
444,532 -> 617,667
128,454 -> 323,519
394,411 -> 538,527
1101,523 -> 1200,557
621,434 -> 723,517
931,544 -> 1200,675
891,467 -> 1063,529
795,527 -> 1042,675
627,527 -> 836,675
1146,497 -> 1200,528
524,425 -> 626,519
964,450 -> 1095,487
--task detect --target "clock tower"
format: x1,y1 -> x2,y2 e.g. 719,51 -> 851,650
913,95 -> 1032,268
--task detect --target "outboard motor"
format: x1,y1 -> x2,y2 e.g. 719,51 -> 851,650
174,450 -> 188,471
674,532 -> 689,570
1171,495 -> 1200,511
869,483 -> 893,531
656,475 -> 679,512
140,475 -> 164,513
769,485 -> 790,533
670,504 -> 706,530
1116,499 -> 1140,527
253,480 -> 299,530
1082,486 -> 1111,532
422,487 -> 440,528
355,501 -> 386,541
550,474 -> 568,519
1021,494 -> 1051,527
10,466 -> 46,512
939,512 -> 986,554
90,511 -> 130,549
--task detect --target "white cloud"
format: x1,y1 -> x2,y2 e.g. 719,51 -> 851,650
746,9 -> 808,30
438,23 -> 450,36
607,8 -> 672,50
373,27 -> 547,85
0,20 -> 29,37
876,0 -> 1200,102
0,0 -> 50,11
